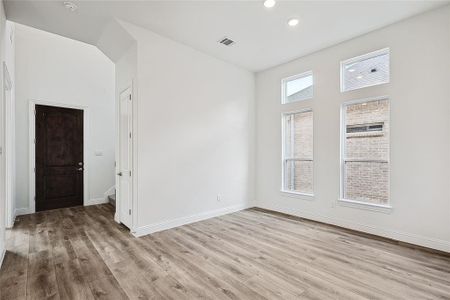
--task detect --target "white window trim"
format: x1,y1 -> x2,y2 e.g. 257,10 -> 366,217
281,108 -> 314,198
339,96 -> 391,212
340,47 -> 390,92
337,198 -> 392,214
281,71 -> 314,104
281,190 -> 315,200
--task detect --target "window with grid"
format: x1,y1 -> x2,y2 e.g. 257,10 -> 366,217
282,110 -> 313,194
341,98 -> 390,205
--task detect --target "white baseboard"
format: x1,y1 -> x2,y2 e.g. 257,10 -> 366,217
84,198 -> 109,206
133,204 -> 249,237
257,205 -> 450,253
15,197 -> 111,217
15,207 -> 32,217
114,213 -> 120,224
0,247 -> 5,268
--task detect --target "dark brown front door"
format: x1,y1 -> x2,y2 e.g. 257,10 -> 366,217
35,105 -> 84,211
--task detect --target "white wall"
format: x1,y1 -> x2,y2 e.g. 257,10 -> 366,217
118,22 -> 255,234
14,24 -> 115,212
255,6 -> 450,252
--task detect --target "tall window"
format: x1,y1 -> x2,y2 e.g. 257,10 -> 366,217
282,110 -> 313,195
341,98 -> 390,205
282,71 -> 313,104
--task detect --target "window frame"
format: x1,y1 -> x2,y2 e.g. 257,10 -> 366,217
339,96 -> 392,212
281,108 -> 314,198
281,71 -> 314,104
340,48 -> 390,92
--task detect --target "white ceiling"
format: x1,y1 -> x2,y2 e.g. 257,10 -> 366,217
5,0 -> 448,71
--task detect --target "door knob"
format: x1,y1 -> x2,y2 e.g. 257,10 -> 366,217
78,162 -> 83,166
117,172 -> 123,176
77,168 -> 83,171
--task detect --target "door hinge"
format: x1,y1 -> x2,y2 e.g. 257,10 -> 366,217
129,170 -> 132,176
129,209 -> 131,215
129,94 -> 132,101
129,132 -> 132,139
34,167 -> 35,173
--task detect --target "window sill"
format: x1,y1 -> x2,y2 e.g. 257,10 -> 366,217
280,190 -> 314,200
337,198 -> 392,214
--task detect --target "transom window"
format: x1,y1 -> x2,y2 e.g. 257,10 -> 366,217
282,110 -> 313,195
341,48 -> 390,92
341,98 -> 390,205
282,71 -> 313,104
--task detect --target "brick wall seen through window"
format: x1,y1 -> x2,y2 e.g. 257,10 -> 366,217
342,99 -> 390,205
283,110 -> 313,194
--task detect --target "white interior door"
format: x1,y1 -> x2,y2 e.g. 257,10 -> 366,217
118,87 -> 133,228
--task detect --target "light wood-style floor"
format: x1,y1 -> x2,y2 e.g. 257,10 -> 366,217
1,204 -> 449,300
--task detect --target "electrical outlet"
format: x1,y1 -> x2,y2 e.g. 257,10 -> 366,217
217,194 -> 222,202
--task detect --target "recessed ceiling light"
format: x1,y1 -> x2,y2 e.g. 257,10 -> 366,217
63,1 -> 78,12
357,75 -> 363,79
263,0 -> 276,8
287,18 -> 299,27
348,68 -> 355,72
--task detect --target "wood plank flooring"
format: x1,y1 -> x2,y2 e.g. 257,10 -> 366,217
1,204 -> 449,299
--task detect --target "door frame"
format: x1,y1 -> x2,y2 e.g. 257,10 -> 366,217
115,82 -> 138,232
28,100 -> 89,214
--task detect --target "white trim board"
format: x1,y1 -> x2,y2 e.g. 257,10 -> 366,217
14,207 -> 32,218
85,198 -> 109,206
0,248 -> 5,269
28,100 -> 90,213
256,205 -> 450,253
133,204 -> 250,237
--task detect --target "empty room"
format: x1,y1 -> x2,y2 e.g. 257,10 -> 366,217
0,0 -> 449,299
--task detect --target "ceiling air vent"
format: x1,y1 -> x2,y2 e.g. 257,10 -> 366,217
219,37 -> 235,46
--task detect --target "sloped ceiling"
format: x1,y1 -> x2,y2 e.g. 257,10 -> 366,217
5,0 -> 449,71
